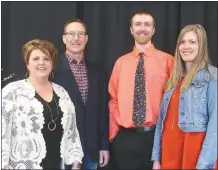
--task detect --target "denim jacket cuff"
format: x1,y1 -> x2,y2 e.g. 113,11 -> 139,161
196,162 -> 212,169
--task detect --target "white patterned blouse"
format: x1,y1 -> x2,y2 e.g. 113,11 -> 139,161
2,80 -> 84,169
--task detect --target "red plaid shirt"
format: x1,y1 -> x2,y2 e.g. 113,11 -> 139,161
66,52 -> 88,104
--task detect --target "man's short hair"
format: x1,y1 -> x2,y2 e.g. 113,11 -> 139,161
130,11 -> 155,27
63,19 -> 87,34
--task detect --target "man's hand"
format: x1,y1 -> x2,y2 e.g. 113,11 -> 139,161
99,150 -> 110,167
153,161 -> 161,170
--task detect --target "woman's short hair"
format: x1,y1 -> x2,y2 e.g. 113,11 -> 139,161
22,39 -> 58,69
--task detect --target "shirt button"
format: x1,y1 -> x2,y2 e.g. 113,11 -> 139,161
181,96 -> 184,100
180,112 -> 185,115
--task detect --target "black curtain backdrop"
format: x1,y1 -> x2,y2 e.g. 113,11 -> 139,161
1,1 -> 218,88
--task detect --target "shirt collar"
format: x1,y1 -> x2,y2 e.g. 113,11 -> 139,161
65,52 -> 85,64
131,43 -> 155,58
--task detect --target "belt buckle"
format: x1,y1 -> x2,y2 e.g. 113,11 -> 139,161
137,127 -> 145,132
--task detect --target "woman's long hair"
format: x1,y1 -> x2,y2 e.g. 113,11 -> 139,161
165,24 -> 211,92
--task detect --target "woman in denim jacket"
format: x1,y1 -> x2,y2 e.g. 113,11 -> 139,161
152,24 -> 217,169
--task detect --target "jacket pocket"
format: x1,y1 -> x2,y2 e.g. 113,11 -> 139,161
192,81 -> 208,124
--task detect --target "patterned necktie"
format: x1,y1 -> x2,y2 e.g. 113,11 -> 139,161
132,53 -> 146,126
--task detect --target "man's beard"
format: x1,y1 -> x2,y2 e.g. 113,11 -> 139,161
134,31 -> 152,44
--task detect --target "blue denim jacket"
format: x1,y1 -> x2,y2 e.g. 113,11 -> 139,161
151,65 -> 217,169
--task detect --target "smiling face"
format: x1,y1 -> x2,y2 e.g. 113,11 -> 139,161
179,31 -> 199,64
165,24 -> 211,92
63,22 -> 88,54
130,14 -> 155,45
27,49 -> 52,79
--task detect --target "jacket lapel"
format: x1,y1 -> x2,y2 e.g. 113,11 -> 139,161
55,54 -> 84,106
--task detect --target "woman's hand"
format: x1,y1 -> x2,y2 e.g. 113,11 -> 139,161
71,161 -> 81,170
153,161 -> 161,170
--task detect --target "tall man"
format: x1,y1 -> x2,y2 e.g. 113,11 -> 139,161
53,19 -> 109,170
108,12 -> 174,169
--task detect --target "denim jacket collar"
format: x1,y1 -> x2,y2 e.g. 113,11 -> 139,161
167,65 -> 211,92
192,65 -> 211,84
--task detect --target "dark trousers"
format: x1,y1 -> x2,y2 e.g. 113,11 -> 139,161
111,129 -> 155,170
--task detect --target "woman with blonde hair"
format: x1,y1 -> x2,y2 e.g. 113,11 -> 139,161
151,24 -> 217,169
2,39 -> 83,169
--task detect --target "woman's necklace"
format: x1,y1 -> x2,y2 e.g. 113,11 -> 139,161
43,95 -> 60,131
25,79 -> 59,131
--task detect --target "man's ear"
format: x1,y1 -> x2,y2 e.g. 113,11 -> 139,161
152,27 -> 155,35
130,26 -> 133,35
62,35 -> 66,44
85,35 -> 88,44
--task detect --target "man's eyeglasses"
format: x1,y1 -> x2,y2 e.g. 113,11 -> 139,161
64,31 -> 86,38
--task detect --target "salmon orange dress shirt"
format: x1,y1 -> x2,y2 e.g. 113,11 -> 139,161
108,44 -> 174,141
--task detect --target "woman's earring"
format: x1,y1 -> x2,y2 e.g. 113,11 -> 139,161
49,71 -> 54,79
25,71 -> 29,78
